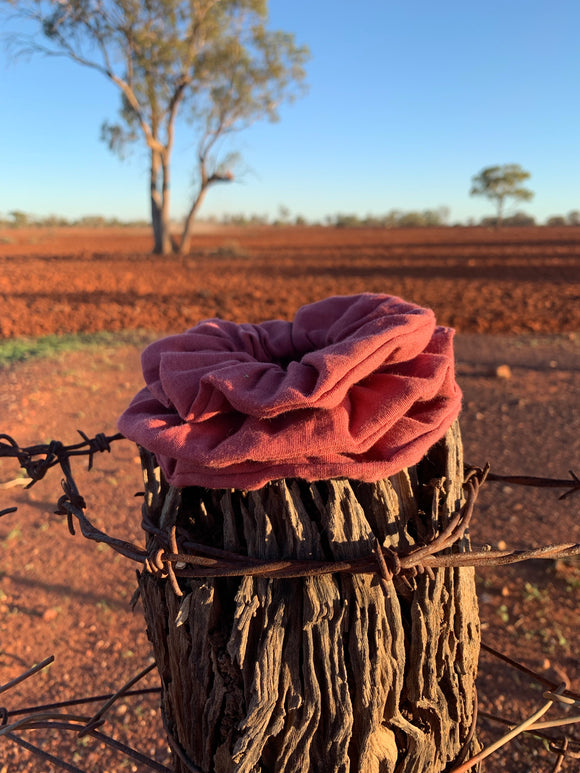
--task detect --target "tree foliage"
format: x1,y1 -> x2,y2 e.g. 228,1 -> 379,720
4,0 -> 309,253
470,164 -> 534,227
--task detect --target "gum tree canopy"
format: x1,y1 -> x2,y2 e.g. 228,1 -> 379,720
470,164 -> 534,228
7,0 -> 309,254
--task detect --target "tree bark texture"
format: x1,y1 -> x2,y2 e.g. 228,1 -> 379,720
150,149 -> 173,255
138,421 -> 480,772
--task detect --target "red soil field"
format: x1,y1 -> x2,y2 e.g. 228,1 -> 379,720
1,224 -> 579,338
0,225 -> 579,771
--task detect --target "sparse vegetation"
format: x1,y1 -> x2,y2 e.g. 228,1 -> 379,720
0,213 -> 150,229
3,207 -> 580,230
330,207 -> 451,228
546,215 -> 566,227
479,211 -> 537,228
0,330 -> 157,369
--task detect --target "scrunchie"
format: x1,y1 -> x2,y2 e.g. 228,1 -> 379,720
118,293 -> 462,490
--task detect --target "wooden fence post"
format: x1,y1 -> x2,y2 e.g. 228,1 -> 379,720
137,419 -> 480,772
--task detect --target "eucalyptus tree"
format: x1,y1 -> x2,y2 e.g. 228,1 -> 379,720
5,0 -> 309,253
470,164 -> 534,228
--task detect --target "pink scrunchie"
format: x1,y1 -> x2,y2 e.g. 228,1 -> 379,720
118,294 -> 462,490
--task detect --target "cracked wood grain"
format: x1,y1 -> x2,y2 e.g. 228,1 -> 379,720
139,420 -> 480,772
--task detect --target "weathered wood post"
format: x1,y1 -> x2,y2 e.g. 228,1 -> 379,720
120,295 -> 481,772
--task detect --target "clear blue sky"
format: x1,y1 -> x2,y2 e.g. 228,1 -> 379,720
1,0 -> 579,224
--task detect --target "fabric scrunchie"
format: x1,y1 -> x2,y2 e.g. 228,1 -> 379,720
118,293 -> 462,490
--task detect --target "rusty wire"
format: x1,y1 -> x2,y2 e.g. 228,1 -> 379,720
61,469 -> 580,585
6,686 -> 161,721
477,712 -> 580,758
468,465 -> 580,501
453,644 -> 580,772
4,647 -> 578,773
480,643 -> 580,703
449,683 -> 572,773
0,655 -> 170,773
1,431 -> 579,585
0,431 -> 122,480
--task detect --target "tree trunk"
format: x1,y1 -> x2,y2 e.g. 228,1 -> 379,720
178,184 -> 209,255
138,421 -> 480,772
160,156 -> 173,254
151,150 -> 164,254
151,149 -> 173,255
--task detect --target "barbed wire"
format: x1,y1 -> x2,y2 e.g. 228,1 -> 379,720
450,684 -> 580,773
1,429 -> 580,771
467,466 -> 580,501
3,644 -> 578,773
0,655 -> 170,772
1,431 -> 579,588
450,644 -> 580,773
0,431 -> 123,480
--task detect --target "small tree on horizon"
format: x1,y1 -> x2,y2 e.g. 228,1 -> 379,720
470,164 -> 534,228
3,0 -> 309,254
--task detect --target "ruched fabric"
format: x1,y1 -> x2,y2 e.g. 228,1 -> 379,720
118,294 -> 462,490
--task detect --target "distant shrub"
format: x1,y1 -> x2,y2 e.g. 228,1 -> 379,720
480,212 -> 536,227
221,213 -> 269,226
360,215 -> 384,228
546,216 -> 566,227
38,214 -> 71,227
74,215 -> 107,228
503,212 -> 536,227
0,212 -> 150,229
8,210 -> 29,228
332,207 -> 450,229
396,212 -> 429,228
248,214 -> 270,226
333,213 -> 362,228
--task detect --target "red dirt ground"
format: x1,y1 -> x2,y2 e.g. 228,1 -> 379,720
0,225 -> 579,771
1,224 -> 579,338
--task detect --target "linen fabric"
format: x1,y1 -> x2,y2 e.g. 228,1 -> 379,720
118,294 -> 462,490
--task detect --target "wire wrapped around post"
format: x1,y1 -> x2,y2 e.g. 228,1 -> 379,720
138,420 -> 482,773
